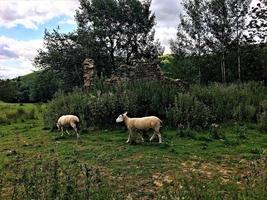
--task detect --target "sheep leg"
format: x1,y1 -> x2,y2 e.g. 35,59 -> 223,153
66,130 -> 70,135
157,132 -> 162,144
149,133 -> 156,142
137,131 -> 144,143
75,128 -> 80,139
126,129 -> 132,143
72,124 -> 80,139
61,127 -> 64,137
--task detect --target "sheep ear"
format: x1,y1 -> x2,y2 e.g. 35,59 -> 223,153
124,112 -> 128,116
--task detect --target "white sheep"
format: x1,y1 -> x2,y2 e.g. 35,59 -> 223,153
116,112 -> 162,144
56,115 -> 80,138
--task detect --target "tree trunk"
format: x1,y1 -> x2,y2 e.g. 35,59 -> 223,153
197,35 -> 201,84
221,52 -> 226,83
237,46 -> 241,82
237,8 -> 241,83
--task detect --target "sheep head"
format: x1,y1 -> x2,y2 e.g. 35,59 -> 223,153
116,112 -> 128,123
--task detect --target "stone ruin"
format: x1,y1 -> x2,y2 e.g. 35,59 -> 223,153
83,58 -> 188,90
83,58 -> 96,90
105,61 -> 189,89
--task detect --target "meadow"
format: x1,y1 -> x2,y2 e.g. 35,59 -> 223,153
0,101 -> 266,199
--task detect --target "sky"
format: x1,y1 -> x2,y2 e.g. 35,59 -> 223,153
0,0 -> 259,79
0,0 -> 183,79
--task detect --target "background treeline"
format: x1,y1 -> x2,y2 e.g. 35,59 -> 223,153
168,0 -> 267,84
0,71 -> 61,103
161,44 -> 267,83
0,0 -> 266,103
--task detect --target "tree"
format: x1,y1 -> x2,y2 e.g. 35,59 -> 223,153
35,29 -> 87,91
171,0 -> 252,83
35,0 -> 161,91
246,0 -> 267,44
181,0 -> 207,82
0,79 -> 19,102
29,70 -> 62,102
75,0 -> 161,67
228,0 -> 252,82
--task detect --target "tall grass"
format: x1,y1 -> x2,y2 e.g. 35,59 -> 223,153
190,82 -> 267,122
44,81 -> 267,130
0,103 -> 36,124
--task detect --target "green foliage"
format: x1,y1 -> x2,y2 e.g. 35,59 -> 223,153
169,0 -> 266,84
160,45 -> 267,84
160,55 -> 200,83
0,103 -> 36,124
167,93 -> 213,129
190,82 -> 267,122
0,79 -> 19,102
44,81 -> 180,129
44,90 -> 92,130
45,81 -> 267,130
29,70 -> 62,102
258,100 -> 267,131
0,71 -> 62,103
34,0 -> 162,92
177,128 -> 196,139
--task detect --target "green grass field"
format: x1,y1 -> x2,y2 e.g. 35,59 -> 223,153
0,102 -> 266,199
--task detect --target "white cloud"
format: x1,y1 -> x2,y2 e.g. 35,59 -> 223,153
151,0 -> 182,54
0,0 -> 79,29
154,27 -> 177,54
0,36 -> 43,78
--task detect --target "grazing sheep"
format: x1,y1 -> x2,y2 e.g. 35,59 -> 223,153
56,115 -> 80,138
116,112 -> 162,144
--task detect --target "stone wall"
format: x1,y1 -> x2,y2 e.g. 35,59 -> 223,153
106,61 -> 188,89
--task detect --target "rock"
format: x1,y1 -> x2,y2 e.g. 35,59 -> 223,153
83,58 -> 96,90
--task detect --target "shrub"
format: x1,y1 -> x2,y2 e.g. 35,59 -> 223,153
190,82 -> 266,122
177,128 -> 196,139
44,81 -> 181,129
167,93 -> 213,129
44,90 -> 93,130
44,81 -> 266,130
258,100 -> 267,131
0,114 -> 9,124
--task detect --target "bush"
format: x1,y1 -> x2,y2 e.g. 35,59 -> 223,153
258,100 -> 267,131
0,114 -> 9,124
44,81 -> 267,130
190,82 -> 267,122
44,81 -> 181,129
167,93 -> 213,129
44,90 -> 93,130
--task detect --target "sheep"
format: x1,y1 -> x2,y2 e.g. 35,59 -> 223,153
116,112 -> 162,144
56,115 -> 80,139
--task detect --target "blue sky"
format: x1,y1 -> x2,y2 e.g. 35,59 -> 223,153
0,0 -> 81,79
